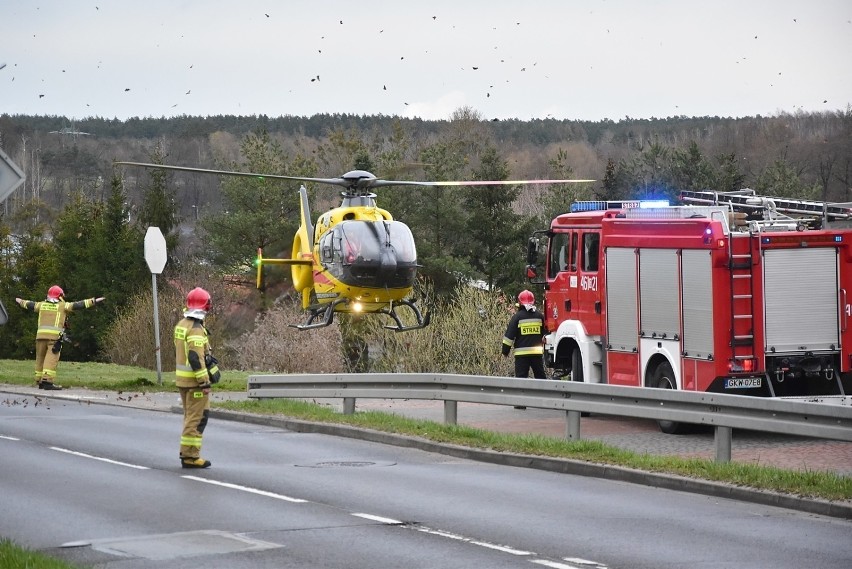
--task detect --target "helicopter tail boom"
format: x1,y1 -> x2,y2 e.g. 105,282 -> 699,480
255,248 -> 312,289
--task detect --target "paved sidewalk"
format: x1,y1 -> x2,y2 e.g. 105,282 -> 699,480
2,384 -> 851,476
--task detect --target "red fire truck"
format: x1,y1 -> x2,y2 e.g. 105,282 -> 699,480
526,190 -> 852,432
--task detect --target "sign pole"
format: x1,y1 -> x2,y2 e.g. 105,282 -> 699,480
144,227 -> 168,385
152,273 -> 162,385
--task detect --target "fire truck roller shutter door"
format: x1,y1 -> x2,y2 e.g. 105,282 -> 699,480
639,249 -> 680,340
606,247 -> 638,353
764,248 -> 839,352
681,249 -> 714,359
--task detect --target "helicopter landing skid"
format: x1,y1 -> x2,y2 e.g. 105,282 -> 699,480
380,299 -> 431,332
290,299 -> 347,330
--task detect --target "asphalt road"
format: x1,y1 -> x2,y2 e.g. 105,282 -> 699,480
1,390 -> 852,568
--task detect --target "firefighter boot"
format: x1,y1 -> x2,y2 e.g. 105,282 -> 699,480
181,457 -> 211,469
39,381 -> 63,390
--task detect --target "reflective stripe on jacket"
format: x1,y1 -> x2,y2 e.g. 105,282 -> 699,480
17,298 -> 98,340
174,317 -> 211,387
502,308 -> 547,357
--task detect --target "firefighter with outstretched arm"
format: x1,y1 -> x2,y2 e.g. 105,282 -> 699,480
174,287 -> 220,469
15,285 -> 105,390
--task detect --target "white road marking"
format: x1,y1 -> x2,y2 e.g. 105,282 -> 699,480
50,446 -> 149,469
531,559 -> 608,569
351,513 -> 403,524
182,475 -> 308,503
562,558 -> 606,567
413,525 -> 533,556
531,561 -> 585,569
469,539 -> 533,556
0,435 -> 20,441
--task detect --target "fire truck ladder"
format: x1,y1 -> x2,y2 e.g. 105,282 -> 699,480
681,189 -> 852,222
727,230 -> 769,392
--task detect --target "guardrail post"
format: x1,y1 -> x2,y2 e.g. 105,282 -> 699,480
343,397 -> 356,415
565,410 -> 582,440
714,426 -> 732,463
444,400 -> 458,425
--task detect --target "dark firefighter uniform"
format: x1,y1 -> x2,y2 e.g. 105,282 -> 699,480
174,313 -> 215,468
502,304 -> 548,379
15,291 -> 104,389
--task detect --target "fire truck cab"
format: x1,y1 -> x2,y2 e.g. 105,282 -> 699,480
527,191 -> 852,432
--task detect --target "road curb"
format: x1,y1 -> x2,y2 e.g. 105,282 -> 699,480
207,408 -> 852,520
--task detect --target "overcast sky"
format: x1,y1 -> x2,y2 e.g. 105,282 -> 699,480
2,0 -> 850,122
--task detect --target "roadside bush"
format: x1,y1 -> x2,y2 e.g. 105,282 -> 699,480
363,282 -> 515,377
101,285 -> 185,370
226,295 -> 346,373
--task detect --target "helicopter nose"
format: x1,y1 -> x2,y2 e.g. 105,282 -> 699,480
380,247 -> 398,275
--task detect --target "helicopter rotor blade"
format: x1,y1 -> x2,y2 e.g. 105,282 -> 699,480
370,178 -> 595,188
114,161 -> 350,187
114,162 -> 594,189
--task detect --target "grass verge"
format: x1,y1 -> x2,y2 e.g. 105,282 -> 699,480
0,538 -> 80,569
2,359 -> 851,502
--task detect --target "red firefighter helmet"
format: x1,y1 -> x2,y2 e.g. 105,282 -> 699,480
186,287 -> 212,311
47,285 -> 64,301
518,289 -> 535,305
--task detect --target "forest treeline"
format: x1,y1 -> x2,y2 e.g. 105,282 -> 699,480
0,107 -> 850,369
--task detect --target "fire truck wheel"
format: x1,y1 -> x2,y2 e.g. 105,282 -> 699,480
653,361 -> 687,435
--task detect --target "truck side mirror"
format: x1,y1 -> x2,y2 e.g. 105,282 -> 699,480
526,238 -> 538,265
526,265 -> 538,279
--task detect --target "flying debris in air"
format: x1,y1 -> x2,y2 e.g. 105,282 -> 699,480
125,88 -> 130,91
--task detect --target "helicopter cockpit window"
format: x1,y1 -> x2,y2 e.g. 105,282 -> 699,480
336,221 -> 417,265
384,221 -> 417,263
319,231 -> 336,263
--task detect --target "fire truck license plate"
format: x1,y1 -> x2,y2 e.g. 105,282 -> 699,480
725,377 -> 762,389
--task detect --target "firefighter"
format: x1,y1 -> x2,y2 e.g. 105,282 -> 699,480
502,290 -> 548,396
174,287 -> 218,469
15,286 -> 105,390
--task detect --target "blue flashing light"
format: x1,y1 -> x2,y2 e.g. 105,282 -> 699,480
835,235 -> 843,242
569,199 -> 671,213
570,201 -> 607,212
638,199 -> 670,208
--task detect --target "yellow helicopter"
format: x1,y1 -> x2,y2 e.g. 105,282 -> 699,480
116,162 -> 592,331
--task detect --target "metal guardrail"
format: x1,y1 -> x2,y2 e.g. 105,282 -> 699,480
247,373 -> 852,463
